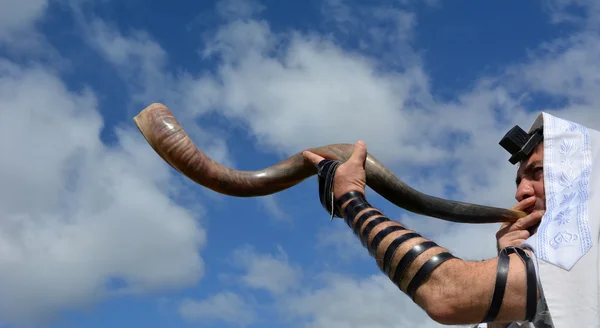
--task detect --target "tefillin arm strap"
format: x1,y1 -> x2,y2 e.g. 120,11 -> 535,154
482,246 -> 538,323
317,158 -> 456,300
339,188 -> 456,301
316,159 -> 537,322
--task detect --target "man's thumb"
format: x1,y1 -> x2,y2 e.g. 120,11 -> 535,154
349,140 -> 367,165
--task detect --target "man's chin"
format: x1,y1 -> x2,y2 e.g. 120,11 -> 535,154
529,222 -> 541,235
528,208 -> 545,235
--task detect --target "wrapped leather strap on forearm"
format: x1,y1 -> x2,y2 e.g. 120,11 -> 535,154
512,247 -> 538,322
324,180 -> 539,323
334,189 -> 457,301
481,247 -> 511,322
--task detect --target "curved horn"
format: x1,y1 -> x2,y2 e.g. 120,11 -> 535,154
133,103 -> 525,224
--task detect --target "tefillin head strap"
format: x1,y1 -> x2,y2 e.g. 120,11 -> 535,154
499,125 -> 543,165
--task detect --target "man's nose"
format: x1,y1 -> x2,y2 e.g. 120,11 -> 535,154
516,180 -> 534,202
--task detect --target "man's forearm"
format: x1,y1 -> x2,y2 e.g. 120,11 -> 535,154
336,192 -> 533,325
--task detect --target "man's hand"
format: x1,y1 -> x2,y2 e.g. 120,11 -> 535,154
303,140 -> 368,200
496,197 -> 544,251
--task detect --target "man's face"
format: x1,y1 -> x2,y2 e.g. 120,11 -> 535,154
515,142 -> 546,213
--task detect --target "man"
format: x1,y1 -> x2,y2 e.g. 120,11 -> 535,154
484,141 -> 549,328
302,112 -> 599,327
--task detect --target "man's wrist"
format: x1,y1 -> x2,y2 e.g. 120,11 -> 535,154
334,188 -> 366,201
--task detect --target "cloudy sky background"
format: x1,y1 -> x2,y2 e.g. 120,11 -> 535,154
1,0 -> 600,327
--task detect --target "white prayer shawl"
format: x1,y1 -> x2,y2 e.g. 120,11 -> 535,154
519,112 -> 600,328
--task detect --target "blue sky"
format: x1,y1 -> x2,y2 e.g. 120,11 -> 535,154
1,0 -> 600,327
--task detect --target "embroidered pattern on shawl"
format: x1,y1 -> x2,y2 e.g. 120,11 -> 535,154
535,113 -> 592,270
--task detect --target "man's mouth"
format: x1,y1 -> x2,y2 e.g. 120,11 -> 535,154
523,205 -> 535,214
527,206 -> 545,235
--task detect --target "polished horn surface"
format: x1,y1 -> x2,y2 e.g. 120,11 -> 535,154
133,103 -> 525,224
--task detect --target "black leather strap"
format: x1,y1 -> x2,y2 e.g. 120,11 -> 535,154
318,164 -> 371,220
512,247 -> 537,322
482,246 -> 538,323
382,232 -> 421,275
482,247 -> 511,322
347,203 -> 371,222
317,158 -> 333,172
406,252 -> 456,300
342,197 -> 364,220
324,161 -> 340,217
335,190 -> 366,217
343,197 -> 366,214
317,159 -> 340,217
392,241 -> 437,284
368,225 -> 405,257
317,160 -> 334,206
360,216 -> 390,247
352,210 -> 382,237
342,198 -> 365,227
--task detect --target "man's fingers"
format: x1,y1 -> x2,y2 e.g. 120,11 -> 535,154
302,151 -> 325,166
510,210 -> 544,231
507,230 -> 531,240
498,222 -> 511,231
303,141 -> 367,168
349,140 -> 367,166
497,230 -> 531,249
507,239 -> 528,247
511,196 -> 536,211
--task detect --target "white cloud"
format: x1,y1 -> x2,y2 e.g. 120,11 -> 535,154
541,0 -> 600,26
0,0 -> 64,60
179,291 -> 257,326
80,17 -> 236,171
258,195 -> 292,222
280,273 -> 440,328
508,31 -> 600,124
315,222 -> 371,263
184,18 -> 448,167
0,0 -> 48,42
0,60 -> 207,325
230,245 -> 302,295
166,1 -> 535,234
83,18 -> 170,104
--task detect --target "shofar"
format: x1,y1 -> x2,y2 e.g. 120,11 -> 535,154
133,103 -> 525,224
